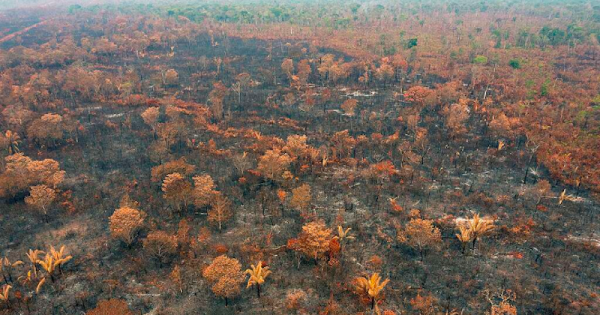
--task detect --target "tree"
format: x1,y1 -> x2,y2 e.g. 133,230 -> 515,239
207,195 -> 233,232
164,69 -> 179,87
473,55 -> 488,64
283,135 -> 310,159
462,214 -> 494,250
202,255 -> 243,306
257,148 -> 292,180
141,107 -> 160,131
208,82 -> 228,120
335,225 -> 355,250
294,220 -> 332,262
406,38 -> 418,48
410,292 -> 437,315
151,158 -> 196,183
485,289 -> 517,315
25,185 -> 56,219
192,174 -> 219,208
376,62 -> 394,85
455,225 -> 472,254
289,183 -> 311,213
444,99 -> 470,138
109,207 -> 146,247
27,158 -> 66,188
233,72 -> 252,103
26,113 -> 68,146
341,99 -> 358,116
37,245 -> 72,283
245,261 -> 271,298
281,58 -> 294,80
403,86 -> 433,107
0,285 -> 11,308
509,59 -> 521,69
0,257 -> 22,284
297,59 -> 312,85
532,179 -> 551,205
397,218 -> 442,260
86,299 -> 134,315
232,152 -> 252,175
355,273 -> 389,310
0,130 -> 20,154
331,130 -> 356,160
162,173 -> 193,213
143,230 -> 178,267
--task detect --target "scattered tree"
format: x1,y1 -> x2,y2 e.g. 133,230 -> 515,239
202,255 -> 243,306
245,261 -> 271,298
109,207 -> 147,247
397,218 -> 442,260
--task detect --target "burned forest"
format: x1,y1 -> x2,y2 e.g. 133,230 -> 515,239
0,1 -> 599,314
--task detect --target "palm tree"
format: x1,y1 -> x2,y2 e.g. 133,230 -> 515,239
455,226 -> 472,254
335,225 -> 355,250
355,273 -> 389,310
25,249 -> 45,278
245,261 -> 271,298
4,131 -> 20,154
0,284 -> 11,307
0,257 -> 23,283
48,245 -> 72,274
466,214 -> 494,250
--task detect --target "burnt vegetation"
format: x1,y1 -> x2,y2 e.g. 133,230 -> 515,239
0,0 -> 599,314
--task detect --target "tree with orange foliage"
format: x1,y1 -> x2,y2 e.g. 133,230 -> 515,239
27,113 -> 70,146
192,174 -> 219,208
202,255 -> 243,306
289,183 -> 311,213
86,299 -> 134,315
109,207 -> 146,247
143,230 -> 178,267
296,59 -> 312,85
397,218 -> 442,260
162,173 -> 193,213
443,99 -> 470,138
404,86 -> 433,107
163,69 -> 179,87
391,54 -> 408,80
207,195 -> 233,232
331,130 -> 356,160
257,148 -> 292,181
376,62 -> 395,86
283,135 -> 310,159
410,292 -> 437,315
488,112 -> 518,140
485,289 -> 517,315
28,158 -> 66,188
208,82 -> 228,120
341,99 -> 358,117
0,153 -> 65,197
25,185 -> 56,220
365,160 -> 397,183
141,107 -> 160,131
294,220 -> 332,263
281,58 -> 294,81
151,158 -> 196,183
